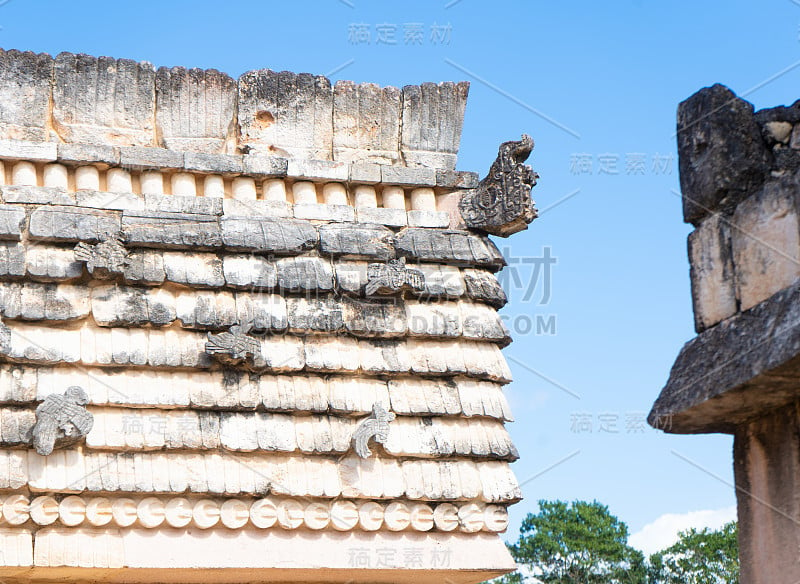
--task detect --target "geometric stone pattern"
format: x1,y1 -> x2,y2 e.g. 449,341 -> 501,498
0,48 -> 527,583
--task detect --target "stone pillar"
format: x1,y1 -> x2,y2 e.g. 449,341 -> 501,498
734,404 -> 800,584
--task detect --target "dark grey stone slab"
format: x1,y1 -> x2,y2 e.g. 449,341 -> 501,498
122,250 -> 166,285
122,211 -> 222,249
276,257 -> 334,292
0,205 -> 26,240
1,185 -> 76,206
29,206 -> 120,243
319,223 -> 395,260
677,84 -> 771,225
649,278 -> 800,434
0,243 -> 25,277
221,216 -> 318,254
394,228 -> 506,269
463,269 -> 508,308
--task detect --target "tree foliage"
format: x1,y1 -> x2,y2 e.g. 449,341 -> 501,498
497,500 -> 738,584
647,521 -> 738,584
506,499 -> 646,583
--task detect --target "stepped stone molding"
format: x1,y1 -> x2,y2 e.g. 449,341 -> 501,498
0,47 -> 540,583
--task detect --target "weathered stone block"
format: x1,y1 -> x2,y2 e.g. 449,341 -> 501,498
463,269 -> 507,308
238,69 -> 333,159
349,162 -> 382,185
155,67 -> 237,153
293,203 -> 354,222
75,190 -> 144,211
91,285 -> 176,327
221,216 -> 318,253
57,143 -> 120,166
0,242 -> 25,277
436,170 -> 480,189
122,211 -> 222,249
0,49 -> 53,142
120,146 -> 183,170
223,255 -> 277,289
145,194 -> 222,216
184,152 -> 243,174
0,185 -> 75,206
287,297 -> 344,333
732,176 -> 800,311
333,81 -> 401,164
287,159 -> 349,182
176,290 -> 237,329
222,199 -> 292,218
25,246 -> 83,281
355,207 -> 407,227
688,213 -> 737,332
407,210 -> 450,228
122,250 -> 166,285
415,264 -> 466,298
344,298 -> 406,337
29,206 -> 120,242
0,282 -> 89,322
319,223 -> 395,260
394,228 -> 506,269
235,292 -> 287,331
0,205 -> 25,240
242,154 -> 288,176
276,257 -> 334,292
162,251 -> 225,288
53,52 -> 156,146
381,165 -> 436,187
677,84 -> 771,225
0,139 -> 57,162
401,82 -> 469,171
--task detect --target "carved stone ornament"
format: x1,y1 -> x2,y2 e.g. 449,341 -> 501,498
205,323 -> 262,364
458,133 -> 539,237
365,257 -> 425,297
74,234 -> 129,277
32,386 -> 94,456
352,403 -> 396,458
0,317 -> 10,353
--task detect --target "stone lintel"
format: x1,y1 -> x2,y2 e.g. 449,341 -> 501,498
649,277 -> 800,434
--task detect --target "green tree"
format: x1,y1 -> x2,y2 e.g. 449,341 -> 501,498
503,499 -> 646,584
647,521 -> 738,584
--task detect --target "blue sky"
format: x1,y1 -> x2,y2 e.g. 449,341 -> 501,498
6,0 -> 799,546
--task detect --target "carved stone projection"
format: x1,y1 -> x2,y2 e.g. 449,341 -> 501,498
365,257 -> 425,296
205,323 -> 262,364
352,402 -> 396,458
74,234 -> 129,277
32,386 -> 93,456
459,134 -> 539,237
0,317 -> 9,352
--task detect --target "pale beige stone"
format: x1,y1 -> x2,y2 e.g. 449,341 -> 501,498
30,496 -> 60,526
140,170 -> 164,195
250,497 -> 278,528
483,505 -> 509,533
276,499 -> 304,529
220,499 -> 250,529
732,179 -> 800,311
11,161 -> 36,186
232,177 -> 256,201
353,185 -> 377,208
170,172 -> 196,197
85,498 -> 113,527
262,178 -> 286,202
292,181 -> 317,204
410,187 -> 436,211
192,499 -> 220,529
43,163 -> 69,189
381,185 -> 406,209
75,166 -> 100,191
112,498 -> 138,527
304,501 -> 331,530
58,496 -> 86,527
322,182 -> 348,205
358,501 -> 384,531
107,168 -> 132,194
384,501 -> 411,531
458,502 -> 484,533
766,121 -> 792,144
434,503 -> 459,531
330,500 -> 358,531
3,494 -> 29,525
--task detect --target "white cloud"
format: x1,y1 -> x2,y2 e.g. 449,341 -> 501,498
629,506 -> 737,556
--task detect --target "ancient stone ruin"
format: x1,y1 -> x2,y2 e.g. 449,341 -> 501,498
650,84 -> 800,583
0,48 -> 538,583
